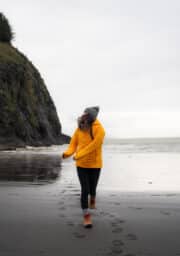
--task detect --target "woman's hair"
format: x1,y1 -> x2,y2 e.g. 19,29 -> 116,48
77,113 -> 94,131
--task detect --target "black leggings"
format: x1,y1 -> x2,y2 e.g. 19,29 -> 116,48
77,167 -> 101,210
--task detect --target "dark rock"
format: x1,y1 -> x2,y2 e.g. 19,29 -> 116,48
0,42 -> 70,148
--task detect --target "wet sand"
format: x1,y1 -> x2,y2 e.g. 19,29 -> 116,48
1,185 -> 180,256
0,148 -> 180,256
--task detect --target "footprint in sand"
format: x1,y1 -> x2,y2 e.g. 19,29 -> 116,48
58,214 -> 65,218
128,207 -> 143,210
58,201 -> 65,206
111,222 -> 118,227
111,219 -> 125,230
114,202 -> 121,206
124,254 -> 137,256
110,194 -> 116,197
160,210 -> 171,216
108,214 -> 116,218
39,250 -> 46,255
112,240 -> 124,246
99,211 -> 109,217
72,193 -> 80,196
67,222 -> 75,227
107,240 -> 125,255
126,233 -> 137,240
111,248 -> 123,254
73,232 -> 86,239
112,227 -> 124,234
59,206 -> 66,211
113,218 -> 126,224
71,189 -> 79,192
66,185 -> 76,189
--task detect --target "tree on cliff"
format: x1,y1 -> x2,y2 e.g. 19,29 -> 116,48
0,13 -> 14,43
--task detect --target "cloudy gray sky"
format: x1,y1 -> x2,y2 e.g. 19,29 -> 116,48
1,0 -> 180,138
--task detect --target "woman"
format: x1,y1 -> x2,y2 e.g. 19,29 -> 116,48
62,106 -> 105,228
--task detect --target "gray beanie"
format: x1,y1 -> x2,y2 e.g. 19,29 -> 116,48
84,106 -> 100,121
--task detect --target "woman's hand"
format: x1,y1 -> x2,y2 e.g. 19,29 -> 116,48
62,153 -> 68,159
61,153 -> 76,160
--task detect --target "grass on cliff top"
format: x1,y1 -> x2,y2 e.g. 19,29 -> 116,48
0,42 -> 25,64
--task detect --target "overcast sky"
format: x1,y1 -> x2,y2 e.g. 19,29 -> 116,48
1,0 -> 180,138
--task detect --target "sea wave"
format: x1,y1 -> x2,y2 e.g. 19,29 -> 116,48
104,138 -> 180,153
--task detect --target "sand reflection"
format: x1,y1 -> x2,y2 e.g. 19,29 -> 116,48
0,152 -> 61,182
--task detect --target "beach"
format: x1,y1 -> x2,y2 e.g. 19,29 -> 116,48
0,143 -> 180,256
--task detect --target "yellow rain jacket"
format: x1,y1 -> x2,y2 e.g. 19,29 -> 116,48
63,119 -> 105,168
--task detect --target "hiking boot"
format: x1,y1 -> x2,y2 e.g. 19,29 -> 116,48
83,213 -> 93,228
89,197 -> 96,209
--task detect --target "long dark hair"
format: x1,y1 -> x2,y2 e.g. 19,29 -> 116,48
77,113 -> 94,139
78,113 -> 93,129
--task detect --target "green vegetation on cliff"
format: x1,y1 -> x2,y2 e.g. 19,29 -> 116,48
0,13 -> 14,43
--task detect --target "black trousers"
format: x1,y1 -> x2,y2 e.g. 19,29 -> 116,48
77,167 -> 101,210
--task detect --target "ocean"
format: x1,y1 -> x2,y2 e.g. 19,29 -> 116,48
0,137 -> 180,192
105,137 -> 180,153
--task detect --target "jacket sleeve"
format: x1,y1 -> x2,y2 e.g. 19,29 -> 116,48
62,129 -> 78,158
75,126 -> 105,160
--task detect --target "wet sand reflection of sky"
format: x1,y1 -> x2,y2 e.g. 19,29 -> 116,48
0,152 -> 62,183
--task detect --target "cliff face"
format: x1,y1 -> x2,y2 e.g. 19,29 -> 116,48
0,42 -> 70,148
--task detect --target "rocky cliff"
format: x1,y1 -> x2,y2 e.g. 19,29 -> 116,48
0,14 -> 70,149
